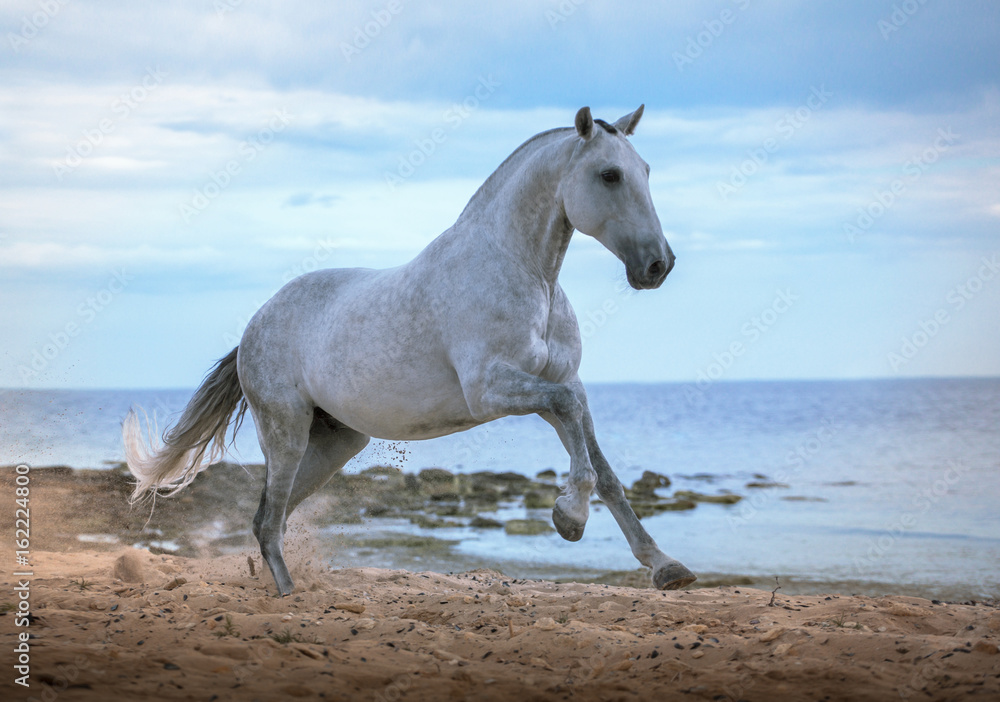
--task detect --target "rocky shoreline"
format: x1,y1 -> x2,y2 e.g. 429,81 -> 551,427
2,463 -> 992,602
3,461 -> 746,554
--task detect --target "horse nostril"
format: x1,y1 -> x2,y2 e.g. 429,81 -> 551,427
647,260 -> 666,279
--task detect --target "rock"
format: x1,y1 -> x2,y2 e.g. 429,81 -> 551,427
631,503 -> 658,519
494,472 -> 533,498
745,481 -> 790,489
432,504 -> 472,517
536,469 -> 557,481
407,515 -> 461,529
333,602 -> 366,614
524,486 -> 559,509
466,483 -> 502,502
535,617 -> 559,631
418,470 -> 458,498
419,468 -> 455,483
163,577 -> 187,591
632,500 -> 697,518
673,490 -> 742,505
353,618 -> 376,630
427,492 -> 461,502
469,516 -> 504,529
504,519 -> 554,536
495,471 -> 531,484
631,470 -> 672,495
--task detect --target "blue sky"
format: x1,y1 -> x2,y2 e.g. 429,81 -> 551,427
1,0 -> 998,388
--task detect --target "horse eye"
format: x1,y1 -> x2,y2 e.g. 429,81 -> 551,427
601,169 -> 621,184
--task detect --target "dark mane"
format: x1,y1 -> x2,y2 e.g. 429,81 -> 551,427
593,118 -> 617,134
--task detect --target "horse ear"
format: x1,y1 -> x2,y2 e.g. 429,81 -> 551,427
575,106 -> 593,140
613,104 -> 644,136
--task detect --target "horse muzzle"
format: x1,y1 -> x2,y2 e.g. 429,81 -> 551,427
626,250 -> 675,290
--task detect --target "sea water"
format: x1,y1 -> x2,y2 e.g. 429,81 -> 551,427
2,378 -> 998,596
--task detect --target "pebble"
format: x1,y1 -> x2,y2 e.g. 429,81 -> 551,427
760,627 -> 786,643
535,617 -> 559,631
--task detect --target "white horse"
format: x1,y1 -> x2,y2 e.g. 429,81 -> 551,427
124,105 -> 696,596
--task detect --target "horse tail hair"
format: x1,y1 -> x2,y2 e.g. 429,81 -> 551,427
123,346 -> 249,504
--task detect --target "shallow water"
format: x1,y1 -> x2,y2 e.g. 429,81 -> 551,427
2,378 -> 998,597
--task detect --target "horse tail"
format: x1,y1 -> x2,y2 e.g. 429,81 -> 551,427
123,346 -> 249,504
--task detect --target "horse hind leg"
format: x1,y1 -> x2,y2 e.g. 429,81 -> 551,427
248,399 -> 313,596
251,407 -> 369,596
284,409 -> 370,517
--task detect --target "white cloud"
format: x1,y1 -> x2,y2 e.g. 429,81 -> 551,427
1,79 -> 997,282
1,8 -> 998,387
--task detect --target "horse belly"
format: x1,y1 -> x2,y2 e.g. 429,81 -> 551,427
322,390 -> 480,441
307,351 -> 480,441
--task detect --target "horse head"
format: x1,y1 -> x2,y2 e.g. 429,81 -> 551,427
560,104 -> 675,290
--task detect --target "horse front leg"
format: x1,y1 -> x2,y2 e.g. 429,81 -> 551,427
569,383 -> 696,589
467,363 -> 595,541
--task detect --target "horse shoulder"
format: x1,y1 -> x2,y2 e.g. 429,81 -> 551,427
541,284 -> 583,383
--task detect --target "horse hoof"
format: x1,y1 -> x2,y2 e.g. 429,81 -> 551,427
653,562 -> 697,590
552,501 -> 585,542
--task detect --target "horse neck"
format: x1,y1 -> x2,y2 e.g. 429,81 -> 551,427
461,133 -> 576,287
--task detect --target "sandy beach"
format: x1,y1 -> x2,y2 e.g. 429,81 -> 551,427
2,466 -> 998,701
3,549 -> 999,701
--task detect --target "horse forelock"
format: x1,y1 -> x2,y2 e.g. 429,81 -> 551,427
593,118 -> 618,135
